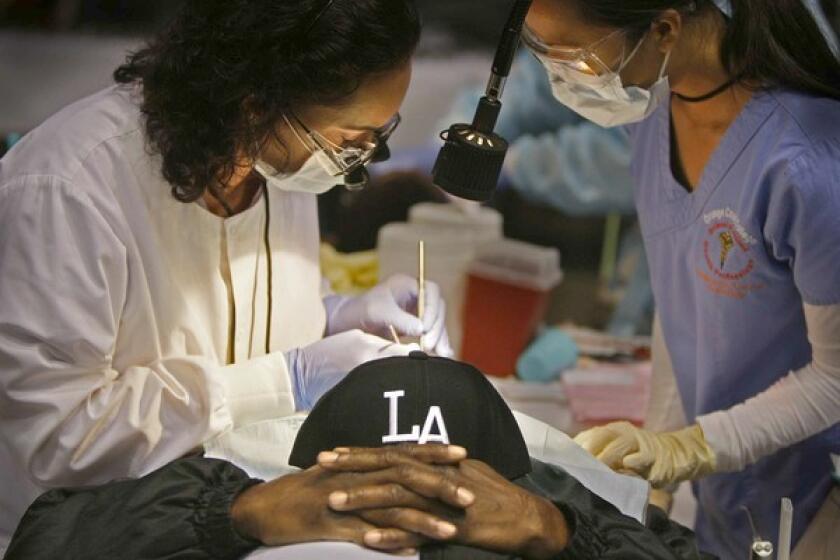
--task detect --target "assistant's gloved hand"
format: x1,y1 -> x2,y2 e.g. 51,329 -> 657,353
286,330 -> 419,411
324,274 -> 453,358
573,422 -> 717,488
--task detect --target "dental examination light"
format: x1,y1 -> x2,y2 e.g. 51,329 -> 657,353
432,0 -> 533,201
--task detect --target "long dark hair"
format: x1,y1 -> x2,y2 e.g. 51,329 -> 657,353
571,0 -> 840,100
114,0 -> 421,203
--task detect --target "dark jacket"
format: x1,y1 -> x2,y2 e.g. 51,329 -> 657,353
4,456 -> 716,560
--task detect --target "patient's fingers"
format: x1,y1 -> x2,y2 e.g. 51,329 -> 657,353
375,463 -> 473,509
362,508 -> 458,542
330,482 -> 433,510
320,496 -> 424,553
360,525 -> 426,553
318,444 -> 467,473
329,482 -> 457,516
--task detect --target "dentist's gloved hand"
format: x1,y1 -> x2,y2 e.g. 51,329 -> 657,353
286,330 -> 419,411
574,422 -> 717,489
324,274 -> 453,358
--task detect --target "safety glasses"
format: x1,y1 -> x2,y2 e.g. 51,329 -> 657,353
285,113 -> 401,177
522,23 -> 627,79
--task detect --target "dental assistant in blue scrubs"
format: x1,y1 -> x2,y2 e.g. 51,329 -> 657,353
524,0 -> 840,558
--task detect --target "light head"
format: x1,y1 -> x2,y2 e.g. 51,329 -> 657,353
433,0 -> 532,202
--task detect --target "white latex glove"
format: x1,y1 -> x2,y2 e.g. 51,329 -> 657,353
285,330 -> 419,411
574,422 -> 717,488
324,274 -> 453,357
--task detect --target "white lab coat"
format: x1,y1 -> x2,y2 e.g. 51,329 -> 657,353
0,85 -> 326,549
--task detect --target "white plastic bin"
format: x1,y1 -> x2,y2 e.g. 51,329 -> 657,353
377,223 -> 477,354
408,203 -> 503,248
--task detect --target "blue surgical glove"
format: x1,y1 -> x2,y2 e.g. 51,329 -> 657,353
324,274 -> 454,358
286,330 -> 419,411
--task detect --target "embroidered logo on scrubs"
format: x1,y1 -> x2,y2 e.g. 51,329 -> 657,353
718,231 -> 734,270
696,208 -> 764,299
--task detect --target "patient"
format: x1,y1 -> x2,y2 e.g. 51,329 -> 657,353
5,354 -> 712,559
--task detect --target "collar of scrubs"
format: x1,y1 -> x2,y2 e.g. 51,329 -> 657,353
645,90 -> 777,236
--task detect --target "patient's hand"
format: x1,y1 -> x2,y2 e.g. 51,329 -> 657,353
319,445 -> 570,559
230,466 -> 424,554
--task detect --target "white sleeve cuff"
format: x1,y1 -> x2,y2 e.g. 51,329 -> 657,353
697,411 -> 743,472
213,353 -> 296,429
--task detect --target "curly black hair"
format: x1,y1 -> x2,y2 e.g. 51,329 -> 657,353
114,0 -> 421,203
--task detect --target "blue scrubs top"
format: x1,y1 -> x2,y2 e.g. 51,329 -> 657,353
630,89 -> 840,558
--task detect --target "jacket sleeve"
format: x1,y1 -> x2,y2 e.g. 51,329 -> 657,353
4,456 -> 262,560
522,460 -> 716,560
0,177 -> 296,489
553,502 -> 716,560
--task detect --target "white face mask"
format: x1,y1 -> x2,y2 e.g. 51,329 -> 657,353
543,34 -> 672,128
254,150 -> 341,195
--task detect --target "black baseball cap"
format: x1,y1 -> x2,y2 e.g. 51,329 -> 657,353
289,351 -> 532,480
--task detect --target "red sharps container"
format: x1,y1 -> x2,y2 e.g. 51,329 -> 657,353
460,239 -> 562,377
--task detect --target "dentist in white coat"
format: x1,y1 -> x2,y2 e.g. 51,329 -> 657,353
0,0 -> 450,552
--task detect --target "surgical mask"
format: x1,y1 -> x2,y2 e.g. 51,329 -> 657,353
540,34 -> 673,128
254,151 -> 340,195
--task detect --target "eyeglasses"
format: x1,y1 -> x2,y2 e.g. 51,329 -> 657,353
522,23 -> 627,78
285,112 -> 401,176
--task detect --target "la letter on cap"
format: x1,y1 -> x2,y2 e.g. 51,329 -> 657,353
382,391 -> 450,445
